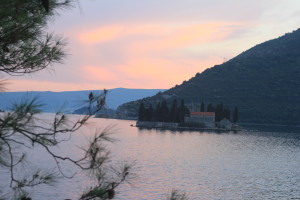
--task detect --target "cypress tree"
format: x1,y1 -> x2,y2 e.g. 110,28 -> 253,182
178,99 -> 185,123
207,103 -> 215,112
200,102 -> 205,112
161,100 -> 169,122
215,102 -> 224,122
223,108 -> 231,121
178,99 -> 190,123
184,105 -> 190,119
233,107 -> 239,123
156,102 -> 162,122
138,102 -> 145,121
146,104 -> 154,121
220,102 -> 224,118
169,99 -> 178,122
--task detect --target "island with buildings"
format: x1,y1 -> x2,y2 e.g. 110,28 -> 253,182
136,100 -> 241,131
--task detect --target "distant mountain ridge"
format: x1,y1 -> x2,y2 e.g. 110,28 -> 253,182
0,88 -> 166,113
117,29 -> 300,125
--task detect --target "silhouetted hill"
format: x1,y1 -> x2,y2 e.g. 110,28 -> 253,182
117,29 -> 300,125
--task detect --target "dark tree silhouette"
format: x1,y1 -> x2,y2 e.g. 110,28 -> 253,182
178,99 -> 189,123
146,103 -> 154,121
215,103 -> 224,122
200,102 -> 205,112
233,107 -> 239,123
223,108 -> 231,121
161,100 -> 169,122
156,102 -> 163,122
169,99 -> 178,122
138,102 -> 146,121
207,103 -> 215,112
0,1 -> 133,199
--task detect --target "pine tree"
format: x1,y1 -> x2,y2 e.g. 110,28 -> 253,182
0,1 -> 133,198
0,2 -> 187,199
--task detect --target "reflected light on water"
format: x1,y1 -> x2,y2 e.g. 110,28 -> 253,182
1,114 -> 300,199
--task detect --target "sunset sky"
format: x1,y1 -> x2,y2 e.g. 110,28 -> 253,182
5,0 -> 300,91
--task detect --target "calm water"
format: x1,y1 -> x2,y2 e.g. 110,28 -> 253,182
1,115 -> 300,199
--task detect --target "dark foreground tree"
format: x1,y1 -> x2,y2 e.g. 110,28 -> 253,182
0,0 -> 68,75
0,1 -> 188,199
0,1 -> 133,199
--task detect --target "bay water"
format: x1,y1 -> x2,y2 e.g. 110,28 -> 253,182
1,114 -> 300,199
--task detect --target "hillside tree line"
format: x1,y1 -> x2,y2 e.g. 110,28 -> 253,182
139,100 -> 239,124
138,99 -> 190,123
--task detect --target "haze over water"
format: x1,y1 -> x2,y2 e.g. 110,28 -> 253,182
2,115 -> 300,199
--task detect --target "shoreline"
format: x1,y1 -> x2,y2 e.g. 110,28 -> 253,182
136,126 -> 240,132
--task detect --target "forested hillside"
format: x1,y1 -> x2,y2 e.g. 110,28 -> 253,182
117,29 -> 300,125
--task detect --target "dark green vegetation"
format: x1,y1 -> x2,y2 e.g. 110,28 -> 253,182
118,29 -> 300,125
138,100 -> 237,123
138,99 -> 190,123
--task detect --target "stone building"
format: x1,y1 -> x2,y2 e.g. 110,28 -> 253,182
216,118 -> 232,130
185,112 -> 215,128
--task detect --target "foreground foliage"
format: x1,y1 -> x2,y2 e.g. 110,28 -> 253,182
0,1 -> 188,199
0,1 -> 134,199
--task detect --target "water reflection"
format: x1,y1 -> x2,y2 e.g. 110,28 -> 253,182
2,115 -> 300,199
242,123 -> 300,133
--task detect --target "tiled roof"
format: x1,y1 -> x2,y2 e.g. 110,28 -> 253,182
190,112 -> 215,116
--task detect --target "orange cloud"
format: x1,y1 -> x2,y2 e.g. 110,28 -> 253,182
82,65 -> 119,82
65,22 -> 242,90
77,22 -> 240,48
8,22 -> 247,92
78,25 -> 124,44
129,22 -> 241,56
76,23 -> 172,45
116,56 -> 224,88
6,78 -> 126,92
7,53 -> 224,91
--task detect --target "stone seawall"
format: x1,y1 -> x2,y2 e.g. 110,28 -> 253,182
136,121 -> 179,128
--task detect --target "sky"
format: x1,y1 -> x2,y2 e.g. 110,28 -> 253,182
5,0 -> 300,91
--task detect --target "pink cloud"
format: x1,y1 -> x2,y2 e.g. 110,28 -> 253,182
8,21 -> 251,91
78,25 -> 124,44
81,65 -> 119,82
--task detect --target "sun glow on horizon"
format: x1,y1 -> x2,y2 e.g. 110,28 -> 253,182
5,0 -> 300,92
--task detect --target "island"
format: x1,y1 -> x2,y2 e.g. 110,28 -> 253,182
136,99 -> 241,131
